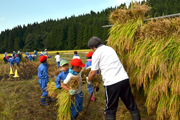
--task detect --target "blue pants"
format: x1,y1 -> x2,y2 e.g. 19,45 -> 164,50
16,62 -> 20,65
39,79 -> 48,97
71,91 -> 83,120
10,63 -> 14,67
88,85 -> 94,94
57,62 -> 60,67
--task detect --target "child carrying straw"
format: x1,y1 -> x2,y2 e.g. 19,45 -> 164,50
62,58 -> 85,120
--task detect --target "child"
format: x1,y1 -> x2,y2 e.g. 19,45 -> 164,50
73,51 -> 80,59
55,59 -> 69,89
8,56 -> 15,67
62,58 -> 85,120
15,55 -> 21,66
84,51 -> 99,101
40,50 -> 43,56
28,53 -> 33,62
25,51 -> 29,56
38,55 -> 54,106
55,52 -> 61,68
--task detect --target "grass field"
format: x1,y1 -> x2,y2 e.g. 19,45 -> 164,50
0,51 -> 156,120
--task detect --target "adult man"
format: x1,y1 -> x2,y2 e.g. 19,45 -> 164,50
87,37 -> 140,120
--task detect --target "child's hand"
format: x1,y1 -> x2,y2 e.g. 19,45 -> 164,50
69,89 -> 76,95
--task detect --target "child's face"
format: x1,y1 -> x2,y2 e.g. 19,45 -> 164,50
61,64 -> 69,72
73,66 -> 82,73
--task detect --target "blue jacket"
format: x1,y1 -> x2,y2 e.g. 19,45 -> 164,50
34,51 -> 37,55
28,55 -> 33,61
25,52 -> 29,56
8,58 -> 15,66
15,57 -> 20,63
85,61 -> 99,74
55,69 -> 69,88
38,63 -> 49,80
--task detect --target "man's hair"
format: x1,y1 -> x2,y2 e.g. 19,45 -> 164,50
87,57 -> 92,59
56,52 -> 59,54
74,51 -> 77,54
88,36 -> 103,48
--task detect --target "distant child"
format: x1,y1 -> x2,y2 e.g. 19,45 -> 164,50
25,51 -> 29,56
62,58 -> 85,119
84,51 -> 99,101
28,53 -> 33,62
55,59 -> 69,89
73,51 -> 80,59
38,55 -> 55,106
55,52 -> 61,67
15,55 -> 21,66
8,56 -> 15,67
48,55 -> 51,58
40,50 -> 43,56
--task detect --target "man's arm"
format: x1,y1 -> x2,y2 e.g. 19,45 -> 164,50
88,70 -> 97,82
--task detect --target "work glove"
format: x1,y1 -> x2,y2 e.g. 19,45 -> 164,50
86,77 -> 92,85
69,89 -> 76,95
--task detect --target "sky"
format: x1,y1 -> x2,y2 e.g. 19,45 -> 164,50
0,0 -> 142,33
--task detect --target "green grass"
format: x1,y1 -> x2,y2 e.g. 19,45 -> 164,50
0,52 -> 156,120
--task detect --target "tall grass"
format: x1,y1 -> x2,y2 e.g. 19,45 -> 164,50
108,2 -> 180,120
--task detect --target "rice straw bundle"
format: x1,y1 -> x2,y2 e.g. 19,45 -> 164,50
81,68 -> 91,82
46,81 -> 59,98
108,2 -> 180,120
92,75 -> 102,86
56,75 -> 79,120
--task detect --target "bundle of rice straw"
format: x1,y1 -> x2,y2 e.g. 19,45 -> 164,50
46,70 -> 62,98
56,75 -> 79,120
92,74 -> 102,86
46,81 -> 59,98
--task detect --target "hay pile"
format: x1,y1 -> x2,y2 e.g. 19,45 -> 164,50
108,2 -> 180,120
0,62 -> 59,81
56,75 -> 80,120
81,68 -> 102,86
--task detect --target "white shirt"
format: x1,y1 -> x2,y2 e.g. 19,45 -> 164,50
73,55 -> 80,59
55,55 -> 60,62
63,72 -> 82,94
91,45 -> 129,86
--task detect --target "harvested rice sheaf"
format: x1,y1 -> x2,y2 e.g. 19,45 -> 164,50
56,75 -> 80,120
108,2 -> 180,120
46,81 -> 59,98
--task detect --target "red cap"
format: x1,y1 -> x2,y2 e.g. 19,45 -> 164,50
70,58 -> 85,67
39,55 -> 47,62
49,55 -> 51,56
16,55 -> 19,57
86,51 -> 93,57
29,53 -> 31,55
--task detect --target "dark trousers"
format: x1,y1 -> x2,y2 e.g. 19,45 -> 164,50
105,79 -> 139,119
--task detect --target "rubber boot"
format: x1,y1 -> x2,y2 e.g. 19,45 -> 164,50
106,114 -> 115,120
131,113 -> 141,120
47,97 -> 56,102
40,97 -> 48,106
91,94 -> 95,101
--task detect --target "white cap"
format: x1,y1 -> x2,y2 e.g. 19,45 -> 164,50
45,49 -> 47,51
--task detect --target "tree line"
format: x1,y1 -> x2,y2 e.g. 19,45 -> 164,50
0,0 -> 180,53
